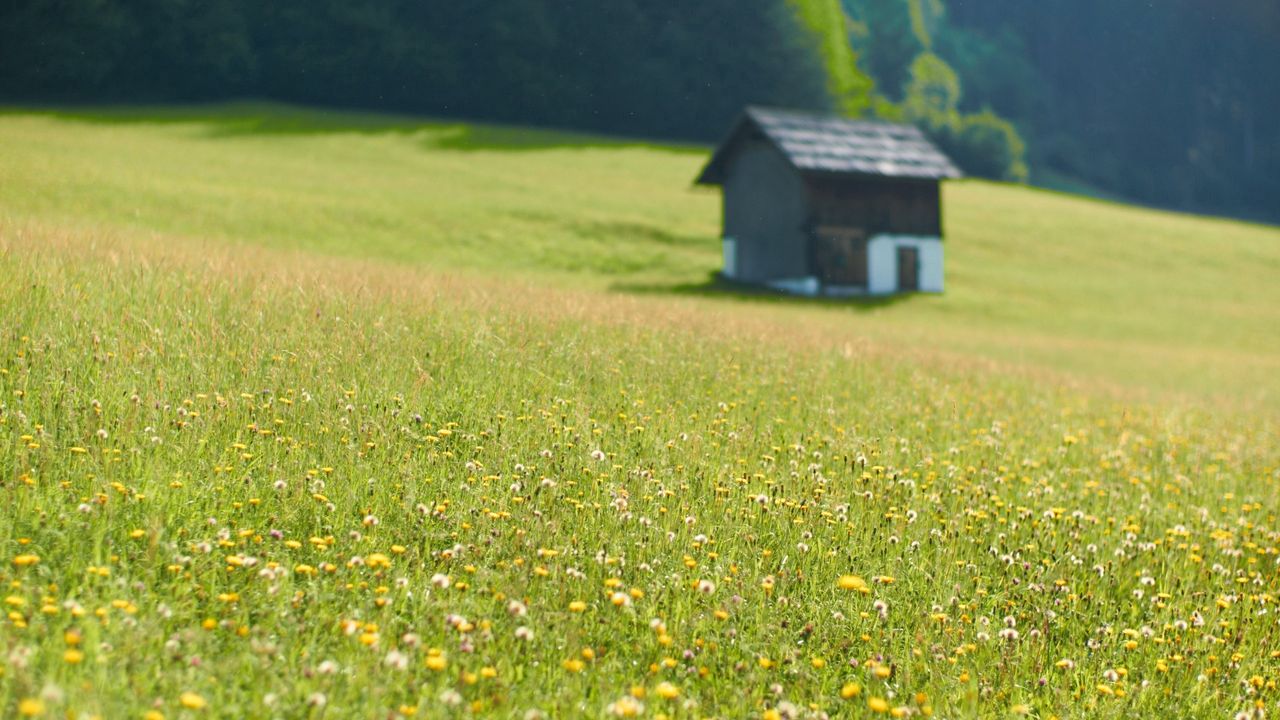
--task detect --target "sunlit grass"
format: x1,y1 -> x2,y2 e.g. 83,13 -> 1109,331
1,104 -> 1279,719
2,104 -> 1278,406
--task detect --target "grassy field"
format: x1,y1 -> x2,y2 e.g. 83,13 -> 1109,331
1,104 -> 1279,719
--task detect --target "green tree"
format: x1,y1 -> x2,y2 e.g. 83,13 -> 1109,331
843,0 -> 921,100
787,0 -> 875,116
901,51 -> 1027,182
902,52 -> 959,117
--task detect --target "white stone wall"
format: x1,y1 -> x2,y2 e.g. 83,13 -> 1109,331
867,235 -> 945,295
722,237 -> 738,279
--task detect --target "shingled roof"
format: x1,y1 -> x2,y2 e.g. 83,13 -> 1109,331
695,107 -> 961,185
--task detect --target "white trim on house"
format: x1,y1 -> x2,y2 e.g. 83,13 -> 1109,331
727,234 -> 944,297
722,237 -> 738,279
765,276 -> 820,296
867,234 -> 944,294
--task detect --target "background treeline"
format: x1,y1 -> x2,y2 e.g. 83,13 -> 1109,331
847,0 -> 1280,223
0,0 -> 833,140
2,0 -> 1277,223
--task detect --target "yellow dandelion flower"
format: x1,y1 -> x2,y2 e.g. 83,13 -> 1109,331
12,554 -> 40,568
18,698 -> 46,717
607,695 -> 643,717
569,600 -> 587,613
837,575 -> 870,594
654,681 -> 679,699
562,658 -> 585,673
868,696 -> 890,713
64,648 -> 84,664
425,654 -> 447,671
841,682 -> 862,699
179,692 -> 207,710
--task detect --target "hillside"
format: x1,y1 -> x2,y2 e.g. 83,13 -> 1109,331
1,105 -> 1279,719
2,104 -> 1278,407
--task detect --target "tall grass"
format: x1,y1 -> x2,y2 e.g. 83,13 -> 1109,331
2,105 -> 1278,406
0,105 -> 1278,718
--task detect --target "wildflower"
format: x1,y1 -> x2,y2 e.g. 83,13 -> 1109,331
841,683 -> 862,699
655,682 -> 680,699
607,696 -> 644,717
868,697 -> 890,713
179,692 -> 207,710
515,626 -> 534,641
838,575 -> 870,593
697,579 -> 716,594
12,554 -> 40,568
562,658 -> 585,673
384,650 -> 409,671
569,600 -> 588,612
18,698 -> 45,717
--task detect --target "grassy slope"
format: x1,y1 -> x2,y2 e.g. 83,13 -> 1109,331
2,104 -> 1277,408
1,104 -> 1279,719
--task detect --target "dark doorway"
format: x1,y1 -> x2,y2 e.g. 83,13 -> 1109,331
897,246 -> 919,292
813,227 -> 868,287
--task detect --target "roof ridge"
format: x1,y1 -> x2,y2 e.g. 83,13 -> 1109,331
696,107 -> 962,185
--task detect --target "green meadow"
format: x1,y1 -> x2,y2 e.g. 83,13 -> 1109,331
1,104 -> 1278,719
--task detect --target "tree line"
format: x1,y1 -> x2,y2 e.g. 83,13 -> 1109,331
2,0 -> 1276,222
848,0 -> 1280,222
0,0 -> 832,141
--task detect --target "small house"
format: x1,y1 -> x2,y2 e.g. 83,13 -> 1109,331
695,107 -> 961,296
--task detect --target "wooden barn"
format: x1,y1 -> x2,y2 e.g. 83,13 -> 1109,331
695,107 -> 961,296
